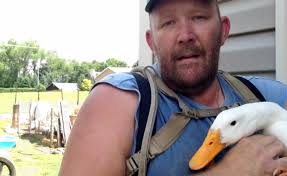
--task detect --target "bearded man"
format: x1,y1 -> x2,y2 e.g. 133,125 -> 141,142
60,0 -> 287,175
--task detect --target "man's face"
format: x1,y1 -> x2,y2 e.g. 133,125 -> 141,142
146,0 -> 230,93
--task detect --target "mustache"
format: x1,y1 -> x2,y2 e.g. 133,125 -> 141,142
173,44 -> 205,59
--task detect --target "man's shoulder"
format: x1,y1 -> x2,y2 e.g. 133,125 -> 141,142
243,75 -> 287,89
93,72 -> 139,92
242,75 -> 287,106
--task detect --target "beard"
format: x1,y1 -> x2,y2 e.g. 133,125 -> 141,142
157,37 -> 221,95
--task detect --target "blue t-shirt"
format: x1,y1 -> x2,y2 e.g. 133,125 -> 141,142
95,70 -> 287,176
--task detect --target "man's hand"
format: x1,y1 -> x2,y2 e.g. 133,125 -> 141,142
195,135 -> 287,176
273,157 -> 287,176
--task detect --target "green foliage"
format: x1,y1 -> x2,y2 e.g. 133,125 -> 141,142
16,75 -> 37,88
0,39 -> 40,88
38,83 -> 46,91
0,39 -> 128,89
0,88 -> 37,93
81,78 -> 92,91
104,58 -> 127,68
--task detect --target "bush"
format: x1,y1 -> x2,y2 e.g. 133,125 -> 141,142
81,79 -> 92,91
16,75 -> 36,88
37,83 -> 46,91
0,88 -> 38,93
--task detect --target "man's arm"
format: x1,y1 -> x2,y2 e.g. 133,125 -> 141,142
59,84 -> 138,175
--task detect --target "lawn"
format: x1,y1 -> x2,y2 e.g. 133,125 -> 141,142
0,119 -> 64,176
0,91 -> 90,175
0,91 -> 89,114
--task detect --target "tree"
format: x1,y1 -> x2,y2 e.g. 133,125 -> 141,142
0,39 -> 40,87
0,39 -> 129,89
16,75 -> 36,88
104,58 -> 127,68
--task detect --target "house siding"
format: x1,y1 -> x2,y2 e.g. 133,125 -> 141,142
218,0 -> 276,78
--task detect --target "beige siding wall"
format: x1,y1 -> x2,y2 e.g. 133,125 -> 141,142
218,0 -> 276,78
275,0 -> 287,84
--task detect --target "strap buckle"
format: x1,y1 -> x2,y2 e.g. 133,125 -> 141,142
148,152 -> 155,160
185,109 -> 199,119
126,155 -> 139,176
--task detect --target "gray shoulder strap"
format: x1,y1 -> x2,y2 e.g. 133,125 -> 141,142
128,66 -> 159,176
221,71 -> 260,102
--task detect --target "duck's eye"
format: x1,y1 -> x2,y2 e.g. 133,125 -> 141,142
230,121 -> 237,126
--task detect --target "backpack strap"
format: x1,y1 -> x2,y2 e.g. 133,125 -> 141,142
126,70 -> 265,176
130,72 -> 155,152
234,76 -> 266,101
222,71 -> 265,102
128,66 -> 159,176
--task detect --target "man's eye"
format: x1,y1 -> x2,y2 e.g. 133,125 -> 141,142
162,20 -> 175,27
193,16 -> 207,21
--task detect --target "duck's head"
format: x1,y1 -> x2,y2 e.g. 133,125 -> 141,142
189,102 -> 287,170
189,106 -> 261,170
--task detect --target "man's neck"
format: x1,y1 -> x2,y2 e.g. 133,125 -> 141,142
185,78 -> 224,108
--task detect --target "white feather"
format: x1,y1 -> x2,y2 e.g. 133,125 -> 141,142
211,102 -> 287,146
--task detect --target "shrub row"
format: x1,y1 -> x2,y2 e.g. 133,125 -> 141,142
0,88 -> 40,93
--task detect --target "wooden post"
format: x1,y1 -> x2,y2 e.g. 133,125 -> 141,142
37,90 -> 40,101
56,117 -> 61,147
28,102 -> 32,134
77,90 -> 79,105
11,104 -> 20,129
59,101 -> 66,145
14,91 -> 17,104
17,112 -> 20,135
61,89 -> 63,101
50,108 -> 54,148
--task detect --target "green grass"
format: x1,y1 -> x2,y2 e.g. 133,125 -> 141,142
0,91 -> 89,175
0,91 -> 89,114
11,135 -> 63,176
0,120 -> 64,176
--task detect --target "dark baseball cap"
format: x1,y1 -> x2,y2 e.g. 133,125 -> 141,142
145,0 -> 158,13
145,0 -> 220,13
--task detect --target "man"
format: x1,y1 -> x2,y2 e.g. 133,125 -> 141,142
59,0 -> 287,175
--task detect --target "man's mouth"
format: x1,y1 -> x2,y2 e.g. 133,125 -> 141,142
178,54 -> 201,60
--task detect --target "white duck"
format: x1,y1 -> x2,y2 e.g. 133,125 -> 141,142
189,102 -> 287,172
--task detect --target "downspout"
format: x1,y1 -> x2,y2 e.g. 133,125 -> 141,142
275,0 -> 287,84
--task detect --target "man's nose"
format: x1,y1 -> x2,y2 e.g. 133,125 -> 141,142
177,21 -> 196,44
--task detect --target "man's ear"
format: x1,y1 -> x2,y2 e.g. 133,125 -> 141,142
220,16 -> 231,46
146,30 -> 154,51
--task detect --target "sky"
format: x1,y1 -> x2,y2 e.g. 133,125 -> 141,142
0,0 -> 139,66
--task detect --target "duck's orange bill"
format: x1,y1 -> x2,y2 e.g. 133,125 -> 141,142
189,129 -> 226,170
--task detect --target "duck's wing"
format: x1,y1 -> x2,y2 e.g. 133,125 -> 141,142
264,121 -> 287,148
